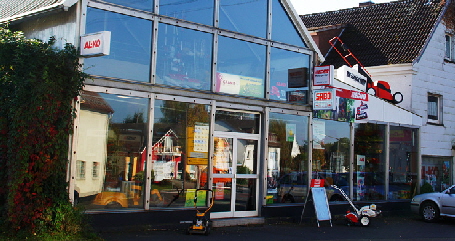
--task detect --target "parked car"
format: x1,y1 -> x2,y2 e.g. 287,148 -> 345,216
410,185 -> 455,222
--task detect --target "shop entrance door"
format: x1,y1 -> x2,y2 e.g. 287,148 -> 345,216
211,132 -> 259,218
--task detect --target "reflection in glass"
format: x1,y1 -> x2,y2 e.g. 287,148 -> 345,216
422,157 -> 452,193
150,100 -> 210,207
215,109 -> 260,134
389,126 -> 418,199
85,8 -> 152,82
271,0 -> 306,47
211,178 -> 232,213
219,0 -> 267,38
99,0 -> 154,12
312,119 -> 350,201
235,179 -> 256,211
217,36 -> 266,98
236,139 -> 257,174
267,112 -> 309,204
354,123 -> 386,201
75,91 -> 149,210
160,0 -> 214,25
213,137 -> 233,174
270,48 -> 310,103
156,24 -> 212,90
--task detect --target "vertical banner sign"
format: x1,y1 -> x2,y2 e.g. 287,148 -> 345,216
80,31 -> 111,57
313,65 -> 334,86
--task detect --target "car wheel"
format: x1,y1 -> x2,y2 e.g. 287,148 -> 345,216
393,92 -> 403,104
360,215 -> 370,226
420,202 -> 440,222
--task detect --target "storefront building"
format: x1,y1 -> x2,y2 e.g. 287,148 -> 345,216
71,0 -> 316,220
1,0 -> 425,224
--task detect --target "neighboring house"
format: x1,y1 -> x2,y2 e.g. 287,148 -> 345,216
302,0 -> 455,191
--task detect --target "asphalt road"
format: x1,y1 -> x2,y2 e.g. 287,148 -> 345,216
98,214 -> 455,241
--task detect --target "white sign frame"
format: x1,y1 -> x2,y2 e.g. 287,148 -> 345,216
80,31 -> 111,57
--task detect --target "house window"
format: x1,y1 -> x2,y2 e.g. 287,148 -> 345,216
92,162 -> 99,179
428,94 -> 442,124
445,34 -> 455,61
76,160 -> 86,179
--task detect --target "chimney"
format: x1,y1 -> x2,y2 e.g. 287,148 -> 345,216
359,1 -> 375,7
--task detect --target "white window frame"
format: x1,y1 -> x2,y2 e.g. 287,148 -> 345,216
92,162 -> 100,179
445,33 -> 455,62
76,160 -> 86,179
428,93 -> 442,125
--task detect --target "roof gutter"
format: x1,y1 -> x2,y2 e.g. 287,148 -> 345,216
0,0 -> 79,24
413,0 -> 451,64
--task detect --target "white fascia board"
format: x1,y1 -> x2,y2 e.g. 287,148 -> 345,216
0,0 -> 78,23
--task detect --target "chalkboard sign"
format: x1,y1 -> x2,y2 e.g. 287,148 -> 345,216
311,187 -> 332,226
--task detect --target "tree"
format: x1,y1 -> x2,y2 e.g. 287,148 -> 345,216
0,26 -> 89,238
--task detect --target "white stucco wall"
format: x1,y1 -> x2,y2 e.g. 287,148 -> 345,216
366,22 -> 455,157
75,109 -> 109,197
412,22 -> 455,157
14,5 -> 78,49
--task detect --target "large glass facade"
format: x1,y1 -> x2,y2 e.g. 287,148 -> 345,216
217,36 -> 266,98
354,123 -> 386,201
150,100 -> 211,207
75,91 -> 149,209
84,8 -> 152,82
266,112 -> 309,204
156,24 -> 213,90
100,0 -> 154,12
270,47 -> 310,103
312,119 -> 350,201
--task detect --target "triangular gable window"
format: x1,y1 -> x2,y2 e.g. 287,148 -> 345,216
271,0 -> 307,47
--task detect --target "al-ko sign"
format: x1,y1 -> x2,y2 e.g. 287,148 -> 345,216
313,89 -> 336,110
80,31 -> 111,57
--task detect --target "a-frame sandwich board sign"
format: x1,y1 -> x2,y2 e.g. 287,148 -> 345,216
300,179 -> 332,227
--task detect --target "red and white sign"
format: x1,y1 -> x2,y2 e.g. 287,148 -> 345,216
80,31 -> 111,57
313,65 -> 334,86
335,88 -> 368,101
310,179 -> 325,187
313,89 -> 336,110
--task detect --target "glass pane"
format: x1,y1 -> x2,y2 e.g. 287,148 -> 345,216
213,137 -> 233,174
151,100 -> 211,207
422,157 -> 452,192
217,36 -> 266,98
215,110 -> 260,134
271,0 -> 306,47
235,179 -> 256,211
236,139 -> 257,174
270,48 -> 310,103
312,119 -> 350,202
156,24 -> 212,90
100,0 -> 154,11
267,112 -> 309,204
354,123 -> 386,201
160,0 -> 214,25
211,178 -> 232,212
389,126 -> 418,200
75,91 -> 149,210
85,8 -> 152,82
219,0 -> 267,38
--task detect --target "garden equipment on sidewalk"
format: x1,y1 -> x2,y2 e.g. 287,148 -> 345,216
331,185 -> 381,226
187,189 -> 214,235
